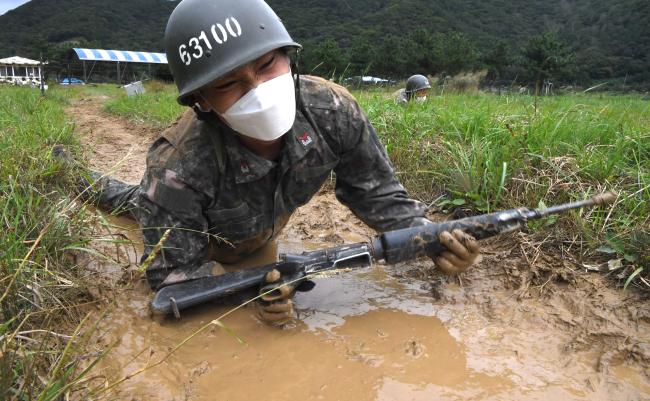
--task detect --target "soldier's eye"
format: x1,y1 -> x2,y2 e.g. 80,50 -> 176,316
213,80 -> 237,91
259,55 -> 276,71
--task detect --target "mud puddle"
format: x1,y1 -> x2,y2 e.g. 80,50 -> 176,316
87,215 -> 649,401
67,96 -> 650,401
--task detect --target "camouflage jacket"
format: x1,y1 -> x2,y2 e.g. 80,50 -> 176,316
393,88 -> 408,104
135,75 -> 428,288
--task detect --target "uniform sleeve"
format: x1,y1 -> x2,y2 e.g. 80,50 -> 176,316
332,96 -> 429,232
132,139 -> 212,289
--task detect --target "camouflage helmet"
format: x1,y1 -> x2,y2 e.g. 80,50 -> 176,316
164,0 -> 301,105
405,74 -> 431,93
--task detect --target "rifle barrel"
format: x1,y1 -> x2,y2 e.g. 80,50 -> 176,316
531,192 -> 616,218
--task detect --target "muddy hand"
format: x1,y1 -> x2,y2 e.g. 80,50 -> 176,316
256,269 -> 299,326
433,229 -> 480,274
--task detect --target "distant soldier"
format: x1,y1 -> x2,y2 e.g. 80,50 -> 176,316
394,74 -> 431,104
61,0 -> 480,325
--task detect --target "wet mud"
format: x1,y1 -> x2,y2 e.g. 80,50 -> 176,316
66,96 -> 650,401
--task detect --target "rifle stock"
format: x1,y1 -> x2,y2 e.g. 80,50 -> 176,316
151,192 -> 615,317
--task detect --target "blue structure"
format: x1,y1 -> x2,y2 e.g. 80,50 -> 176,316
66,48 -> 169,84
71,48 -> 168,64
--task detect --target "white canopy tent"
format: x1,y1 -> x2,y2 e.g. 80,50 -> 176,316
0,56 -> 43,86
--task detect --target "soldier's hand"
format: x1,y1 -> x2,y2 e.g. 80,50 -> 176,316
256,268 -> 295,325
432,229 -> 480,274
256,266 -> 315,326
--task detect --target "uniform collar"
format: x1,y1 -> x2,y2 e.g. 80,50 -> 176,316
222,132 -> 277,184
204,110 -> 319,184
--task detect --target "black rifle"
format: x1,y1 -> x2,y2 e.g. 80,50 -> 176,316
151,192 -> 615,318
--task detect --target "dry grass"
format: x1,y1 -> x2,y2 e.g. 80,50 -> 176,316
437,70 -> 488,94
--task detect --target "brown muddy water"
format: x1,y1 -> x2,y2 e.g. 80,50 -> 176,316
87,214 -> 649,401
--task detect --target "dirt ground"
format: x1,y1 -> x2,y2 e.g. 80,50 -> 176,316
67,96 -> 650,401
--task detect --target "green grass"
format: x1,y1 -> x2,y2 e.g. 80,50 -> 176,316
0,86 -> 104,400
103,81 -> 185,129
358,90 -> 649,277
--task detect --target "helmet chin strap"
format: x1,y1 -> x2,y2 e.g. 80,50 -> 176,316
194,101 -> 212,114
191,90 -> 214,115
291,50 -> 303,110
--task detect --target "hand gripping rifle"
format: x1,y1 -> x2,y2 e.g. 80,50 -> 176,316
151,192 -> 615,318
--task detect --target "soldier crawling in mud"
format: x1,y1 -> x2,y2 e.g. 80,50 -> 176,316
66,0 -> 481,325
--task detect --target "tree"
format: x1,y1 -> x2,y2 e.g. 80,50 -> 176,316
403,29 -> 436,74
371,35 -> 406,78
431,32 -> 478,76
348,39 -> 374,76
482,41 -> 511,84
521,32 -> 575,94
303,38 -> 349,79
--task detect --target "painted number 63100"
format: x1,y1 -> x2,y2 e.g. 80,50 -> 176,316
179,17 -> 242,66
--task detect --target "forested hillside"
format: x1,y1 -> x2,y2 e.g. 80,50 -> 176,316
0,0 -> 175,55
0,0 -> 648,88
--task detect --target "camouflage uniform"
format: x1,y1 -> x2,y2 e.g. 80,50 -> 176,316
96,76 -> 428,289
393,88 -> 409,104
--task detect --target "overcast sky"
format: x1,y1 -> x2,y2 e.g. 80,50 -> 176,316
0,0 -> 31,15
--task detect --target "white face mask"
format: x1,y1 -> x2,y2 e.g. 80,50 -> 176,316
415,96 -> 427,103
218,72 -> 296,141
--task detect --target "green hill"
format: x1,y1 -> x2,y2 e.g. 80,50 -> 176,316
0,0 -> 648,88
0,0 -> 175,54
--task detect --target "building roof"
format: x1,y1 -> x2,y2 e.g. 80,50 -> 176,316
0,56 -> 41,65
71,48 -> 168,64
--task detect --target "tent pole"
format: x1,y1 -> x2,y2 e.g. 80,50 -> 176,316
40,52 -> 45,96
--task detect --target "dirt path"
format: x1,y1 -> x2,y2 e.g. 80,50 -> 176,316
67,97 -> 650,401
68,95 -> 158,184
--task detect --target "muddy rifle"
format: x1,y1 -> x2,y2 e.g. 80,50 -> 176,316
151,192 -> 615,318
